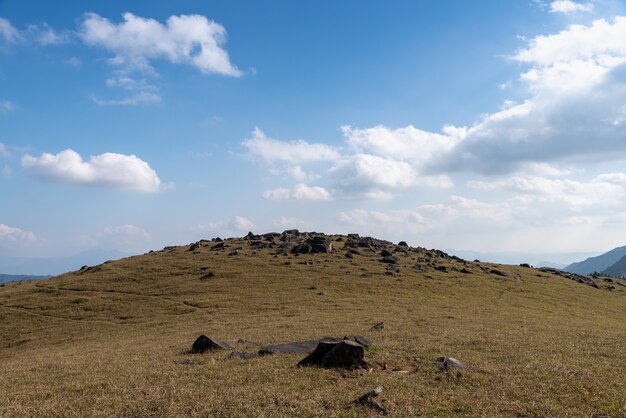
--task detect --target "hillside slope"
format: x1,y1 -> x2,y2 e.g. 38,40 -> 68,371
602,253 -> 626,277
0,231 -> 624,416
563,245 -> 626,275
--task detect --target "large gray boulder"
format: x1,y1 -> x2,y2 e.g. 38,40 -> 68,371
298,339 -> 365,369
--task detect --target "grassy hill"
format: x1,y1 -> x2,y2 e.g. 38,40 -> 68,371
1,232 -> 624,416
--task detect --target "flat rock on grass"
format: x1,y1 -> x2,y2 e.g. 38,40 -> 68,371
258,338 -> 339,355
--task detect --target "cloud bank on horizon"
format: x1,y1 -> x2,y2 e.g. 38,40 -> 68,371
3,0 -> 626,259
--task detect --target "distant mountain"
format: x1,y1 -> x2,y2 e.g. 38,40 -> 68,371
563,246 -> 626,275
0,274 -> 52,284
445,249 -> 595,269
601,254 -> 626,277
0,249 -> 133,276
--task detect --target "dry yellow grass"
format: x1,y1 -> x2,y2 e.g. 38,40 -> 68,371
0,234 -> 625,417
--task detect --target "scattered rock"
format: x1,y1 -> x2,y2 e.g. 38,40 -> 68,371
413,262 -> 427,273
200,272 -> 215,280
520,263 -> 531,268
354,335 -> 372,348
237,339 -> 251,344
490,269 -> 508,277
259,339 -> 337,356
191,335 -> 233,353
436,265 -> 447,272
353,386 -> 388,414
436,356 -> 466,371
345,252 -> 354,259
585,281 -> 599,289
211,242 -> 227,251
230,351 -> 256,360
318,291 -> 326,296
174,359 -> 195,366
380,256 -> 398,264
188,242 -> 200,251
372,322 -> 385,330
380,249 -> 393,257
228,250 -> 239,256
460,268 -> 471,274
298,340 -> 365,369
397,241 -> 408,247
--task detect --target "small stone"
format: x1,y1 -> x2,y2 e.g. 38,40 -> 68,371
436,356 -> 466,371
230,351 -> 256,360
354,336 -> 372,348
372,321 -> 385,330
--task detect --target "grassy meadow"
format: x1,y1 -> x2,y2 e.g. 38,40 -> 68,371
0,234 -> 624,417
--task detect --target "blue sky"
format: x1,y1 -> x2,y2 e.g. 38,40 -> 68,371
3,0 -> 626,260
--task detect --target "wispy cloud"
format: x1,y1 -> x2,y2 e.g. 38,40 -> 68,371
549,0 -> 594,14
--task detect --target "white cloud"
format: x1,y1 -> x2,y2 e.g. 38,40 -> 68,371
243,128 -> 340,164
27,23 -> 70,45
272,216 -> 309,229
21,149 -> 166,193
90,91 -> 161,106
468,173 -> 626,208
262,183 -> 332,201
549,0 -> 593,14
193,216 -> 256,237
0,17 -> 20,44
231,216 -> 255,231
78,12 -> 241,76
330,154 -> 452,199
421,17 -> 626,174
0,143 -> 9,157
0,224 -> 36,245
0,100 -> 16,114
337,209 -> 425,227
102,224 -> 151,241
2,164 -> 11,178
81,224 -> 152,252
66,56 -> 82,67
343,124 -> 464,165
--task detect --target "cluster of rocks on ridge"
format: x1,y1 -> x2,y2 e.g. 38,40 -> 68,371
170,229 -> 619,291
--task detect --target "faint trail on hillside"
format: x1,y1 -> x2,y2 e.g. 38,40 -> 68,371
0,302 -> 122,325
37,285 -> 202,312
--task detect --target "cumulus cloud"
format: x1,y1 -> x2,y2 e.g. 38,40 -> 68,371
21,149 -> 166,193
330,154 -> 452,199
343,124 -> 464,165
0,224 -> 36,245
78,12 -> 241,76
549,0 -> 593,14
418,17 -> 626,174
468,173 -> 626,208
262,183 -> 332,201
243,128 -> 340,164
